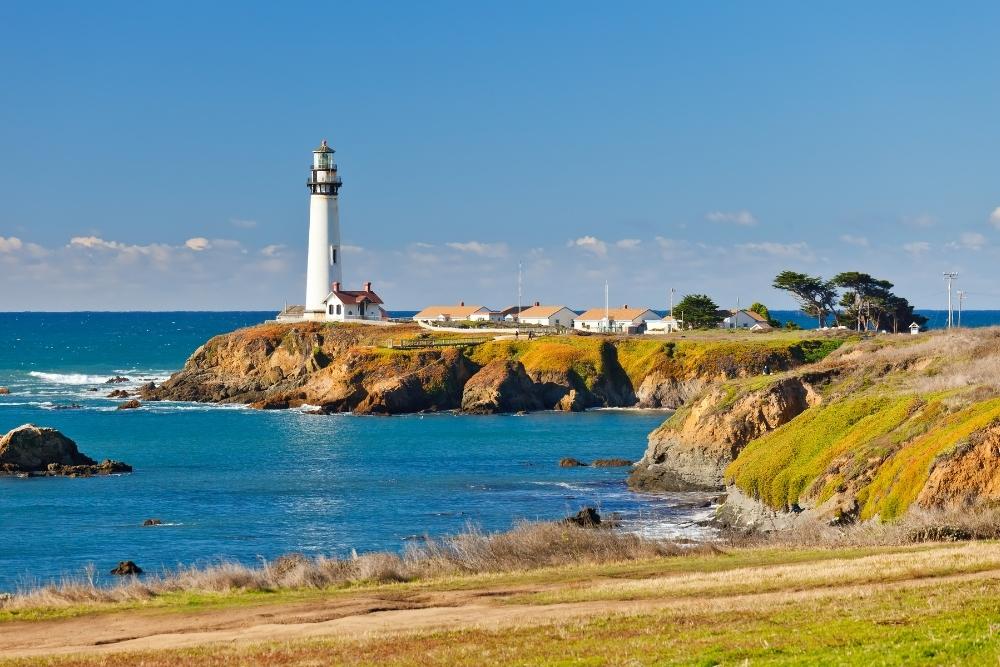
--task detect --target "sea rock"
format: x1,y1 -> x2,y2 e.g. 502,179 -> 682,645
105,376 -> 131,384
461,360 -> 544,414
593,458 -> 633,467
0,424 -> 132,476
142,519 -> 163,527
110,561 -> 143,576
107,389 -> 130,399
559,457 -> 588,467
0,424 -> 97,470
555,389 -> 586,412
117,399 -> 142,410
629,376 -> 821,492
0,387 -> 9,395
564,507 -> 602,528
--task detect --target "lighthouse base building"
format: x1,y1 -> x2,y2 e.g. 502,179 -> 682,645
277,140 -> 389,324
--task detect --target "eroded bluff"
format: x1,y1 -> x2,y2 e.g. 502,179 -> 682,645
628,375 -> 825,492
144,322 -> 825,416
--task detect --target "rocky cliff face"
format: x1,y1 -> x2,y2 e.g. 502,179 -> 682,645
917,420 -> 1000,511
146,322 -> 834,416
628,376 -> 823,492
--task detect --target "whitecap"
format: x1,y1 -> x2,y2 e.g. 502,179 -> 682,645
28,371 -> 110,385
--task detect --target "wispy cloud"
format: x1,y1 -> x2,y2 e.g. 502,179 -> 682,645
445,241 -> 509,258
706,210 -> 757,226
0,236 -> 23,253
738,241 -> 813,260
901,213 -> 935,228
185,237 -> 211,251
230,218 -> 258,229
616,238 -> 641,250
839,234 -> 869,247
947,232 -> 987,251
902,241 -> 930,258
567,235 -> 608,257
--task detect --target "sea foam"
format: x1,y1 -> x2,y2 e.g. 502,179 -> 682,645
28,371 -> 110,385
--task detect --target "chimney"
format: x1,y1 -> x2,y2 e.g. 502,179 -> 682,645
332,281 -> 341,292
534,301 -> 540,307
460,301 -> 465,306
363,281 -> 372,292
624,304 -> 629,309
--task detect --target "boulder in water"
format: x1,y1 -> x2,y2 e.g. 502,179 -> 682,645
593,458 -> 633,468
142,518 -> 163,527
559,457 -> 589,467
0,424 -> 131,476
105,376 -> 131,384
107,389 -> 130,399
110,561 -> 143,576
0,387 -> 9,395
116,399 -> 142,410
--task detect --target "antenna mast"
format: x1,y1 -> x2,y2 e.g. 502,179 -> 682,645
943,272 -> 958,329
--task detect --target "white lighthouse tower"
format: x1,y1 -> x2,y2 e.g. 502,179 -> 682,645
304,139 -> 342,319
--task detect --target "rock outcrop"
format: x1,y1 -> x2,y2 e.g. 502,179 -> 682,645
0,387 -> 9,395
0,424 -> 132,476
145,321 -> 842,416
629,376 -> 822,492
117,399 -> 142,410
460,360 -> 544,414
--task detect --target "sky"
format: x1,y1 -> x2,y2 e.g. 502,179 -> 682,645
3,2 -> 1000,311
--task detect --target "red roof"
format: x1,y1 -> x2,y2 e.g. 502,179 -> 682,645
329,289 -> 384,305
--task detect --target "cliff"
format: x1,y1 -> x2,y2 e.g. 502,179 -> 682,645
633,327 -> 1000,525
145,321 -> 842,415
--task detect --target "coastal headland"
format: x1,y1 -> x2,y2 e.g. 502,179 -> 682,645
143,321 -> 845,415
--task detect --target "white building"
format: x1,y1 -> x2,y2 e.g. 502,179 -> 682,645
720,309 -> 772,331
413,303 -> 499,323
278,140 -> 388,323
644,316 -> 684,334
573,307 -> 659,333
517,303 -> 576,328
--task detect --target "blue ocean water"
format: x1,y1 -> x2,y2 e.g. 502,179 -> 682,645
0,312 -> 711,592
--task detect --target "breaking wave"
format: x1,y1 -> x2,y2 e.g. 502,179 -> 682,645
28,371 -> 110,385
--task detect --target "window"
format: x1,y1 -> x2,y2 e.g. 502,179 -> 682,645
336,304 -> 342,315
328,304 -> 334,315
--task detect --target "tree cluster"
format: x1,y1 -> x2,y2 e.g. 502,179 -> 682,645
772,270 -> 927,332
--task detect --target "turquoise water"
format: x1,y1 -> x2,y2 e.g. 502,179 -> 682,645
0,313 -> 711,592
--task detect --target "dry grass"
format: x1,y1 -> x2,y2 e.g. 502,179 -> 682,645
0,522 -> 693,615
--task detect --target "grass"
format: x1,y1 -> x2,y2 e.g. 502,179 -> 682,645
6,540 -> 1000,665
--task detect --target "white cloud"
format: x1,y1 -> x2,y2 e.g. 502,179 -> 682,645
567,235 -> 608,257
342,244 -> 364,254
901,214 -> 935,228
839,234 -> 869,247
69,236 -> 125,251
616,238 -> 641,250
739,241 -> 814,260
902,241 -> 930,258
0,236 -> 23,253
989,207 -> 1000,230
706,210 -> 757,226
230,218 -> 258,229
261,244 -> 286,257
445,241 -> 509,258
185,237 -> 211,251
954,232 -> 987,250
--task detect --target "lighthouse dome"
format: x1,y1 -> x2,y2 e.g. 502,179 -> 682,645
313,139 -> 334,153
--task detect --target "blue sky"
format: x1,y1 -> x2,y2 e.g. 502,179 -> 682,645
2,2 -> 1000,311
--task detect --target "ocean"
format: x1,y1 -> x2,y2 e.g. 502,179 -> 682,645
0,312 -> 714,592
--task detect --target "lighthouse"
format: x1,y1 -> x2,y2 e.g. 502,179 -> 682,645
304,139 -> 342,318
275,139 -> 387,324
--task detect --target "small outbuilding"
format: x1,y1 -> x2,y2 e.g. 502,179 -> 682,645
909,322 -> 921,335
517,303 -> 577,328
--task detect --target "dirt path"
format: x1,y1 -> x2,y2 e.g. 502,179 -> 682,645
4,562 -> 1000,660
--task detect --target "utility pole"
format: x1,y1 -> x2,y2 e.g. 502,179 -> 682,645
517,261 -> 522,322
957,290 -> 966,328
943,272 -> 958,330
670,288 -> 675,319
